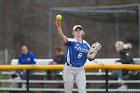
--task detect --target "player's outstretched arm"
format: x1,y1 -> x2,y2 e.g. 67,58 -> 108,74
55,20 -> 68,43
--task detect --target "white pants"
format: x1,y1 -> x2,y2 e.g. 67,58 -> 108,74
63,64 -> 86,93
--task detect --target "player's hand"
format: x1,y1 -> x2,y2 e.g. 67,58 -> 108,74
55,20 -> 61,28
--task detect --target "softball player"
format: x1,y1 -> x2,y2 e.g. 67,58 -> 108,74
56,20 -> 89,93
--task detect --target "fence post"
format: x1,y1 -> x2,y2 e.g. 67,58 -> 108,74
105,69 -> 108,93
47,70 -> 51,80
26,70 -> 29,93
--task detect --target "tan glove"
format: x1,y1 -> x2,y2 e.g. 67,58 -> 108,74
87,42 -> 101,61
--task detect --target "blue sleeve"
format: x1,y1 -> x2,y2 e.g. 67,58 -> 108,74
18,55 -> 26,64
64,39 -> 72,46
30,52 -> 36,64
64,41 -> 71,46
18,56 -> 21,64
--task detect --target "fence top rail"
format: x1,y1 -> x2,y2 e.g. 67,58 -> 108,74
0,64 -> 140,70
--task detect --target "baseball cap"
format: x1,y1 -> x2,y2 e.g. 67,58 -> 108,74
73,25 -> 82,31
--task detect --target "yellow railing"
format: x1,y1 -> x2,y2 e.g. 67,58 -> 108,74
0,64 -> 140,93
0,64 -> 140,70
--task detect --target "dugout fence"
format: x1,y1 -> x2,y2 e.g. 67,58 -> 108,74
0,64 -> 140,93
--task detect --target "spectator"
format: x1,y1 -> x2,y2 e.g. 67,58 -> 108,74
51,46 -> 65,74
53,46 -> 65,64
45,46 -> 65,80
52,46 -> 65,87
16,45 -> 36,88
18,45 -> 36,64
113,41 -> 134,89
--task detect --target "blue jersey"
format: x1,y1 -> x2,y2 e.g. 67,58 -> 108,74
18,51 -> 36,64
65,38 -> 90,67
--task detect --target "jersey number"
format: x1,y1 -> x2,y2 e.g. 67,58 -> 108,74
78,53 -> 82,58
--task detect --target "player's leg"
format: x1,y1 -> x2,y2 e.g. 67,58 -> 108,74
116,70 -> 123,80
75,68 -> 86,93
22,70 -> 35,80
63,66 -> 74,93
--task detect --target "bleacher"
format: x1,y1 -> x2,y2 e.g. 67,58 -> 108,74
0,58 -> 140,93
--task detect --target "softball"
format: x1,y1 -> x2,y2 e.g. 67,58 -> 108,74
56,14 -> 62,21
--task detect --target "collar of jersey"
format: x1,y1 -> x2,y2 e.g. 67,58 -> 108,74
73,38 -> 83,43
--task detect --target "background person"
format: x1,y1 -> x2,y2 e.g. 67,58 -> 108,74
53,45 -> 65,75
52,45 -> 65,87
53,45 -> 65,65
113,41 -> 135,89
16,45 -> 36,88
47,45 -> 65,79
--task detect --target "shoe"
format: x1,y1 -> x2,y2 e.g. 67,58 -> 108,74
118,79 -> 122,82
21,83 -> 26,88
118,79 -> 124,84
117,85 -> 127,89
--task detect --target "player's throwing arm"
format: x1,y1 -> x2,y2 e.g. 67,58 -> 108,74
55,15 -> 68,43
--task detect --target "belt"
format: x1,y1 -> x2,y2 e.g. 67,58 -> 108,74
66,63 -> 81,67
